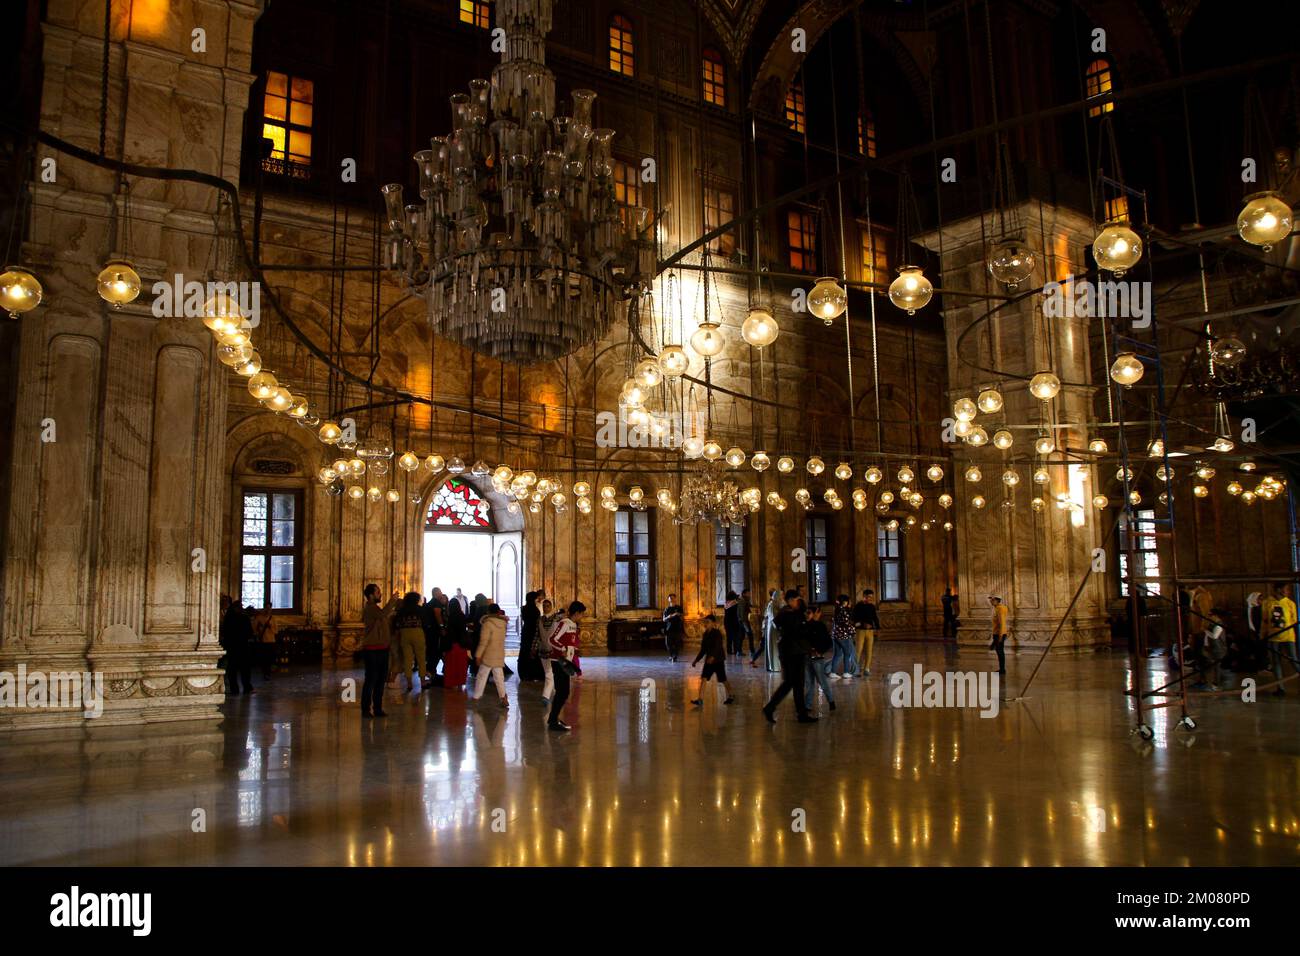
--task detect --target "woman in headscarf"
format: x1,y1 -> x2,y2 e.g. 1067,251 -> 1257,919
752,588 -> 783,668
516,590 -> 546,681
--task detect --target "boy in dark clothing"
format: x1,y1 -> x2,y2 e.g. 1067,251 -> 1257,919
691,615 -> 735,706
803,606 -> 836,712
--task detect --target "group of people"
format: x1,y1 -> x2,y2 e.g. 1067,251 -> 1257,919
358,584 -> 588,732
1170,582 -> 1299,693
218,596 -> 278,695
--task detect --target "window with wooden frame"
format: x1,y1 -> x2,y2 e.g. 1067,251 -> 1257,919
858,112 -> 877,158
877,521 -> 905,602
1086,59 -> 1114,117
615,507 -> 655,608
703,185 -> 737,256
609,14 -> 635,76
806,516 -> 831,604
787,208 -> 816,272
613,158 -> 644,230
702,48 -> 726,106
860,229 -> 889,285
240,489 -> 303,611
785,79 -> 806,133
1118,508 -> 1161,597
261,71 -> 313,175
714,521 -> 747,606
458,0 -> 490,28
1104,195 -> 1129,224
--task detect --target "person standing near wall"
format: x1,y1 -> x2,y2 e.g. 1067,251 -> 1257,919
941,588 -> 958,641
723,591 -> 744,658
852,589 -> 881,678
989,595 -> 1010,675
738,588 -> 756,660
220,599 -> 256,696
361,584 -> 400,718
830,594 -> 858,679
753,588 -> 782,669
663,595 -> 685,662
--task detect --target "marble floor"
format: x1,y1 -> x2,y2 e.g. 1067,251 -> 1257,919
0,641 -> 1296,866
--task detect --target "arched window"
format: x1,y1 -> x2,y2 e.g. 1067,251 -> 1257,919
1086,59 -> 1114,117
858,111 -> 877,159
785,79 -> 805,133
425,478 -> 492,528
702,48 -> 726,106
609,15 -> 635,76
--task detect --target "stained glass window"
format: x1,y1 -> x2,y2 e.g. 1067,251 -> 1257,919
425,478 -> 492,527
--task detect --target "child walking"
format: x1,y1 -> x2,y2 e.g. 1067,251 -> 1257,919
691,614 -> 735,706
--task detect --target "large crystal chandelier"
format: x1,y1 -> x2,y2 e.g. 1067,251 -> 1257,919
675,461 -> 747,528
382,0 -> 651,363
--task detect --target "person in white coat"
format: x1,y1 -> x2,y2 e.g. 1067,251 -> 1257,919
471,604 -> 509,707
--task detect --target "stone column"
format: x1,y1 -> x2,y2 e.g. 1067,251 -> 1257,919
918,201 -> 1108,650
0,1 -> 263,727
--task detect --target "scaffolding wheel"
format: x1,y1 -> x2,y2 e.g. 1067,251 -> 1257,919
1132,724 -> 1154,740
1178,715 -> 1196,731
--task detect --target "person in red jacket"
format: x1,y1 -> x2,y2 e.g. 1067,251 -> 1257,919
547,600 -> 586,732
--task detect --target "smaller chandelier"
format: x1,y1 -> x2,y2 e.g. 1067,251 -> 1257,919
97,259 -> 142,308
1210,337 -> 1246,367
675,462 -> 746,527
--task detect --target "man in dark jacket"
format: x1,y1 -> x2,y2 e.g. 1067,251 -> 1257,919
851,589 -> 881,677
762,589 -> 817,723
219,599 -> 256,696
663,595 -> 686,662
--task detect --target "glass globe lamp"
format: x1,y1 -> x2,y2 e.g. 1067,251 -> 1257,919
347,484 -> 365,500
970,495 -> 986,510
1002,469 -> 1020,486
865,466 -> 883,484
0,266 -> 42,317
218,326 -> 252,350
896,465 -> 914,484
993,429 -> 1014,451
658,345 -> 689,377
446,457 -> 465,475
634,357 -> 663,388
1237,191 -> 1293,249
939,494 -> 953,508
690,321 -> 725,357
987,239 -> 1036,289
807,277 -> 847,323
202,292 -> 243,332
318,467 -> 337,484
888,265 -> 933,314
1192,484 -> 1209,498
1240,490 -> 1256,506
573,481 -> 592,498
952,397 -> 977,422
702,440 -> 723,461
725,447 -> 746,468
218,341 -> 253,367
795,488 -> 811,506
96,259 -> 141,307
366,486 -> 383,503
741,307 -> 780,347
1226,481 -> 1242,497
620,379 -> 647,406
964,466 -> 981,483
1028,371 -> 1061,401
1194,464 -> 1216,481
1092,222 -> 1143,275
806,456 -> 825,476
1210,337 -> 1246,367
1088,438 -> 1109,454
879,490 -> 895,505
926,464 -> 943,482
835,462 -> 853,481
967,426 -> 989,447
1030,497 -> 1045,513
976,388 -> 1004,415
234,351 -> 262,377
1034,468 -> 1050,484
777,456 -> 795,474
424,455 -> 445,474
1093,494 -> 1108,509
1110,352 -> 1144,386
386,489 -> 401,503
348,458 -> 366,476
286,396 -> 310,419
397,451 -> 420,472
265,387 -> 294,412
953,419 -> 973,439
682,436 -> 704,459
1034,436 -> 1055,456
750,451 -> 771,472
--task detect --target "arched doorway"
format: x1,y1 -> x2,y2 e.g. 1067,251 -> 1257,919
420,476 -> 524,632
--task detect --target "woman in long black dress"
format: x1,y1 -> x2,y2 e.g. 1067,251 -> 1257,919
723,591 -> 744,657
516,590 -> 545,681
